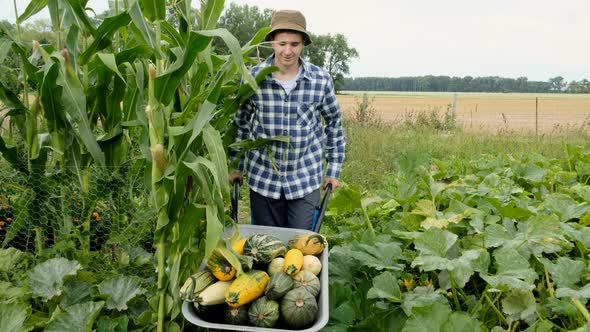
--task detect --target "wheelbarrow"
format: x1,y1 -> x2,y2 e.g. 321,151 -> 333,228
182,182 -> 332,331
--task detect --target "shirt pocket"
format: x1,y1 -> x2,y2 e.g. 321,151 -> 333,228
296,102 -> 319,127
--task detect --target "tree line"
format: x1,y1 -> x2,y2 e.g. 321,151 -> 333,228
343,75 -> 590,93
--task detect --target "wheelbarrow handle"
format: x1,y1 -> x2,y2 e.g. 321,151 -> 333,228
231,180 -> 240,223
313,183 -> 332,233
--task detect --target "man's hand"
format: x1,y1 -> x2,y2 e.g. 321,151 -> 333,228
323,176 -> 340,190
229,171 -> 243,185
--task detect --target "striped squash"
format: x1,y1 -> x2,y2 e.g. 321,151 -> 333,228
243,234 -> 287,264
207,250 -> 236,281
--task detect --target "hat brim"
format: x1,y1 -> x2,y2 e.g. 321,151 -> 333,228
265,26 -> 312,45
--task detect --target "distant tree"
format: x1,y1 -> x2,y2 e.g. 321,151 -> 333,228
548,76 -> 566,92
216,3 -> 273,58
304,33 -> 358,91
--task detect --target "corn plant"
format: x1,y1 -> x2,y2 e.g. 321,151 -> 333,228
0,0 -> 271,329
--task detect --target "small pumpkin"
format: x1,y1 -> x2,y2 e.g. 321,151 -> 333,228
293,270 -> 321,297
225,270 -> 270,307
281,287 -> 318,329
302,255 -> 322,275
243,234 -> 287,264
265,271 -> 294,300
224,304 -> 250,325
284,248 -> 304,276
207,250 -> 236,281
248,296 -> 280,328
288,233 -> 327,255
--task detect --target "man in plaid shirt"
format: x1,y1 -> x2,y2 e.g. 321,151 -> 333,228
229,9 -> 346,230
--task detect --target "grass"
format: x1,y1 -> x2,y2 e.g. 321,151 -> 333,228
340,115 -> 590,190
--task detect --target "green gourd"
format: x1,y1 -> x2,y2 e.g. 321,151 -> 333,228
281,288 -> 318,329
248,297 -> 280,328
224,304 -> 250,325
264,271 -> 294,300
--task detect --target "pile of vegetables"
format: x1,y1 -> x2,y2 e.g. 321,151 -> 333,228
180,232 -> 327,329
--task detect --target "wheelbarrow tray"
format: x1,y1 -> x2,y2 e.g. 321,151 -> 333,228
182,224 -> 329,332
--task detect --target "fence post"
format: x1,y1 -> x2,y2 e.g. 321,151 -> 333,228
452,93 -> 457,115
360,93 -> 368,127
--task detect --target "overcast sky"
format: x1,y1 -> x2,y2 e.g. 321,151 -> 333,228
2,0 -> 589,82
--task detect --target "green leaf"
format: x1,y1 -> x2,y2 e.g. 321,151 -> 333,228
0,281 -> 26,303
555,283 -> 590,299
45,301 -> 105,332
65,0 -> 97,35
55,56 -> 106,165
204,204 -> 224,261
201,0 -> 224,30
540,193 -> 590,222
367,271 -> 402,302
154,32 -> 212,105
336,241 -> 403,271
501,289 -> 537,324
17,0 -> 48,23
414,228 -> 457,257
0,248 -> 25,272
540,256 -> 585,289
0,303 -> 29,332
97,276 -> 145,311
402,301 -> 450,332
480,249 -> 537,291
78,12 -> 132,65
96,315 -> 129,332
128,1 -> 157,49
401,285 -> 447,316
203,125 -> 230,202
27,257 -> 82,301
97,53 -> 126,83
198,28 -> 257,90
139,0 -> 166,22
442,311 -> 483,332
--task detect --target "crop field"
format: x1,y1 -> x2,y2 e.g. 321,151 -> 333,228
337,92 -> 590,132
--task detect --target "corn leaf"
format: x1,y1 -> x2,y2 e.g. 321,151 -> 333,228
154,32 -> 212,105
78,12 -> 132,65
55,55 -> 106,165
201,0 -> 225,30
139,0 -> 166,22
65,0 -> 97,36
203,125 -> 230,202
17,0 -> 48,23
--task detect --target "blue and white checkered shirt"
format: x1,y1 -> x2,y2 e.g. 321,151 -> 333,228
230,56 -> 346,200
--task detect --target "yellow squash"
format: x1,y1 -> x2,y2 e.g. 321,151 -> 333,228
225,270 -> 270,307
288,233 -> 327,255
283,249 -> 304,276
207,250 -> 236,281
231,237 -> 247,255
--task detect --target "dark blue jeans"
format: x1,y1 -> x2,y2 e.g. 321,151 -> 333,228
249,188 -> 320,230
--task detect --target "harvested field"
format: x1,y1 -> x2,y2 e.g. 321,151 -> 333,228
337,92 -> 590,133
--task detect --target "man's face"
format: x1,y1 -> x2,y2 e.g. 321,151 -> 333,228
271,31 -> 304,69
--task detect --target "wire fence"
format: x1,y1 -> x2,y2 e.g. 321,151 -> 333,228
0,164 -> 156,265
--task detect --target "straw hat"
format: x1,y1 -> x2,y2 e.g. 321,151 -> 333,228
265,10 -> 312,45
